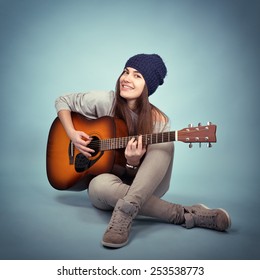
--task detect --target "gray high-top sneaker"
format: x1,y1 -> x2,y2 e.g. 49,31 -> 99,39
102,199 -> 139,248
183,204 -> 231,231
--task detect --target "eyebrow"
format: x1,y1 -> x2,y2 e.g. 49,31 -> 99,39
125,67 -> 142,74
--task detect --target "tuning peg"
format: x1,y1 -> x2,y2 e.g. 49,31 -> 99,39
199,142 -> 201,148
207,121 -> 212,126
189,143 -> 193,148
198,122 -> 201,126
188,123 -> 193,128
207,142 -> 212,148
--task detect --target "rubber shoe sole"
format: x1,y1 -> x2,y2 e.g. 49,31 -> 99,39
196,203 -> 231,230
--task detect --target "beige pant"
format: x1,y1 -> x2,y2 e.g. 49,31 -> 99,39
88,143 -> 184,224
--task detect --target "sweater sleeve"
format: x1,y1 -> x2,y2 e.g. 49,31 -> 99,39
55,90 -> 116,119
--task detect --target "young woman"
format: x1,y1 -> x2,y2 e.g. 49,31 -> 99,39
55,54 -> 231,248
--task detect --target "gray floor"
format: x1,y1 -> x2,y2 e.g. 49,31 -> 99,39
1,156 -> 259,260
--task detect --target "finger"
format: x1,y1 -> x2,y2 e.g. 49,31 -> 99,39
131,140 -> 137,148
78,139 -> 94,152
79,150 -> 93,158
85,142 -> 95,153
80,131 -> 91,141
81,136 -> 95,152
137,135 -> 142,150
130,137 -> 136,144
75,140 -> 95,154
127,137 -> 136,149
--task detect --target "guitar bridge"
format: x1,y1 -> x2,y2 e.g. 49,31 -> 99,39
68,141 -> 75,165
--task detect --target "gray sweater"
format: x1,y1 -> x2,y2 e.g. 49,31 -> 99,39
55,90 -> 174,200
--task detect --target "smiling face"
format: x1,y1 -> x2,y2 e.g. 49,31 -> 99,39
119,67 -> 146,110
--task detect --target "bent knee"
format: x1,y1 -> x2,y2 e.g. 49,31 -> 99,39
89,173 -> 121,191
88,173 -> 121,210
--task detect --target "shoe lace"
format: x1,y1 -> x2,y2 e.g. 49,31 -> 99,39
108,209 -> 134,233
184,207 -> 218,229
192,211 -> 217,228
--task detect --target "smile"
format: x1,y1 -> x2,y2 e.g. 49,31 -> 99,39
121,83 -> 134,90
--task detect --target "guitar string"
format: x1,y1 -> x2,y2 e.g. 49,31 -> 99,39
86,131 -> 176,151
85,127 -> 213,151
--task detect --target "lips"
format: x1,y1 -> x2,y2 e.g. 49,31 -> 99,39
121,83 -> 134,90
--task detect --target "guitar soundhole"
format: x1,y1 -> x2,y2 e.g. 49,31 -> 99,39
89,136 -> 100,157
74,136 -> 103,173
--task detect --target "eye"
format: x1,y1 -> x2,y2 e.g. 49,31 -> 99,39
123,69 -> 129,75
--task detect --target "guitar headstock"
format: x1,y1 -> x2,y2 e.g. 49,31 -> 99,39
177,122 -> 217,148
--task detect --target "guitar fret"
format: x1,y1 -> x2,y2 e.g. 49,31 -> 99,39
104,139 -> 107,150
100,131 -> 177,151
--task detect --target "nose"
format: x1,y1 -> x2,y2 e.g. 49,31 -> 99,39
122,73 -> 132,83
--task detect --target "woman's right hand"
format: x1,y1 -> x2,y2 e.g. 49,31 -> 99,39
57,110 -> 95,158
69,129 -> 95,158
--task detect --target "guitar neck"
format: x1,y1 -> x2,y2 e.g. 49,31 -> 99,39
100,131 -> 176,151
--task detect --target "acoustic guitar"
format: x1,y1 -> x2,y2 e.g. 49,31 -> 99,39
46,112 -> 217,191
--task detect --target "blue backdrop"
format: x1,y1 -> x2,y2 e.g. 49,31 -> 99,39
0,0 -> 259,260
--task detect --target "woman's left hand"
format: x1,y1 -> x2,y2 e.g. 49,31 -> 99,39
125,135 -> 146,166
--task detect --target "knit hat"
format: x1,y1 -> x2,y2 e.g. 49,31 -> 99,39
124,53 -> 167,96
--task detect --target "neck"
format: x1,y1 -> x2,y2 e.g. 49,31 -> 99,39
127,100 -> 137,111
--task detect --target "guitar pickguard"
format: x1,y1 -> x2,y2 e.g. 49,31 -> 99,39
74,152 -> 104,172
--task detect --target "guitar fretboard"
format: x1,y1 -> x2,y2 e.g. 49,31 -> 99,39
96,131 -> 176,151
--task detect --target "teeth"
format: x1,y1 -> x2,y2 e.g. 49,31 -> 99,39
122,85 -> 132,89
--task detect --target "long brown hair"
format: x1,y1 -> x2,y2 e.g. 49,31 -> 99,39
113,75 -> 169,136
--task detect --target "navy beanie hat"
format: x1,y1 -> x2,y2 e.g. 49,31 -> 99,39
125,53 -> 167,96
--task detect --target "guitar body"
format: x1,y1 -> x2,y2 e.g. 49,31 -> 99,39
47,112 -> 217,191
46,113 -> 128,191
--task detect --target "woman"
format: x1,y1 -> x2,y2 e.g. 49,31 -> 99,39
55,54 -> 231,248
